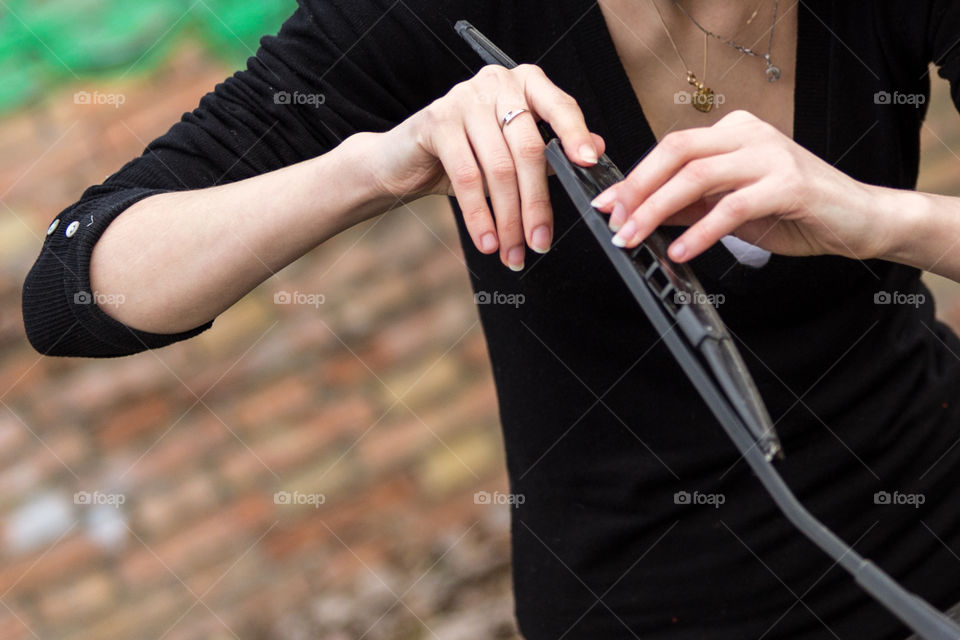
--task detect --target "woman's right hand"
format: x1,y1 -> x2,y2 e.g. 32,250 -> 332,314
365,64 -> 606,271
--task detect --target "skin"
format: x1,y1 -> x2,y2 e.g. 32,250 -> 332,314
91,0 -> 960,334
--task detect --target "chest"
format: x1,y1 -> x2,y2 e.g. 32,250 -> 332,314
597,1 -> 798,141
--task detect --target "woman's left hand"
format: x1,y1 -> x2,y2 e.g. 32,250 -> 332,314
590,110 -> 891,263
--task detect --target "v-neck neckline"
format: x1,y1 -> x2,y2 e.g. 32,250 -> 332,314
560,0 -> 833,279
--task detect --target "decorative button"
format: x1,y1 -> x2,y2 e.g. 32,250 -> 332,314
46,219 -> 60,235
65,221 -> 80,238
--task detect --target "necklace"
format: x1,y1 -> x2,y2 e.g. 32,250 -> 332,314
650,0 -> 716,113
674,0 -> 782,82
651,0 -> 715,112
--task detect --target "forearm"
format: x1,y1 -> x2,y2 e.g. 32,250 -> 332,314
874,186 -> 960,282
90,132 -> 392,334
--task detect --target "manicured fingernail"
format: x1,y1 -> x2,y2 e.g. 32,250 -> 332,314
579,144 -> 598,165
480,232 -> 497,252
507,246 -> 525,271
608,202 -> 626,232
611,219 -> 636,247
591,189 -> 616,209
670,241 -> 687,261
531,225 -> 551,254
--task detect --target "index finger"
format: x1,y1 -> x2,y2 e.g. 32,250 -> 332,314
517,64 -> 599,167
592,129 -> 738,212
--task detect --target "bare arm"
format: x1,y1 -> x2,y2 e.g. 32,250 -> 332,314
90,133 -> 390,334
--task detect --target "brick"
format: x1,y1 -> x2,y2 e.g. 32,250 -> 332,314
0,536 -> 100,598
37,571 -> 116,624
232,375 -> 312,430
375,351 -> 462,411
0,349 -> 47,405
358,416 -> 434,471
121,494 -> 272,588
62,587 -> 188,640
364,295 -> 479,371
135,473 -> 220,538
317,350 -> 371,389
265,476 -> 417,559
0,410 -> 28,461
96,395 -> 172,448
190,295 -> 273,357
122,413 -> 229,487
0,603 -> 36,640
416,429 -> 504,499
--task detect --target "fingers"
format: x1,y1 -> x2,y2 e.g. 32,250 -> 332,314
431,123 -> 500,255
592,128 -> 742,229
465,109 -> 527,269
423,64 -> 605,268
519,64 -> 598,166
610,151 -> 750,248
667,182 -> 774,262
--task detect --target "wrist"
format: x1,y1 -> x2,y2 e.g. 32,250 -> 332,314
870,185 -> 932,266
322,131 -> 398,226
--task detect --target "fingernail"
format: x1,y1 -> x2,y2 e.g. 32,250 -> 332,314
608,202 -> 626,232
670,241 -> 687,261
507,246 -> 525,271
579,144 -> 598,165
612,219 -> 636,247
480,232 -> 497,252
591,189 -> 616,209
531,225 -> 551,254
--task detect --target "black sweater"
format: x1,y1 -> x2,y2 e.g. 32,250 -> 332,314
21,1 -> 960,638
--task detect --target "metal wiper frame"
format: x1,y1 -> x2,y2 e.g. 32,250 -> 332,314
455,19 -> 960,640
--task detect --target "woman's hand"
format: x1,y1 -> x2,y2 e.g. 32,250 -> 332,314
366,64 -> 606,271
591,110 -> 891,264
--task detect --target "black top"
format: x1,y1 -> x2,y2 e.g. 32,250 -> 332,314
21,1 -> 960,637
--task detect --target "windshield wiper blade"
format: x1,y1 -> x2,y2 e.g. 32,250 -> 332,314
455,19 -> 960,640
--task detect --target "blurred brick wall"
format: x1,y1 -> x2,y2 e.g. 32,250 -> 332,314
4,37 -> 960,640
1,42 -> 519,639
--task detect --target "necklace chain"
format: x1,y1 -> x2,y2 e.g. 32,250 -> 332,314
673,1 -> 782,82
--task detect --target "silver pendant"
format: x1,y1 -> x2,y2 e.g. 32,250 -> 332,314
764,54 -> 781,82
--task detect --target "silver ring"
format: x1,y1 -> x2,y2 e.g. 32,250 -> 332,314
500,108 -> 529,129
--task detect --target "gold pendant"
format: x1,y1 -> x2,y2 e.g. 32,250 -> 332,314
686,72 -> 714,113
